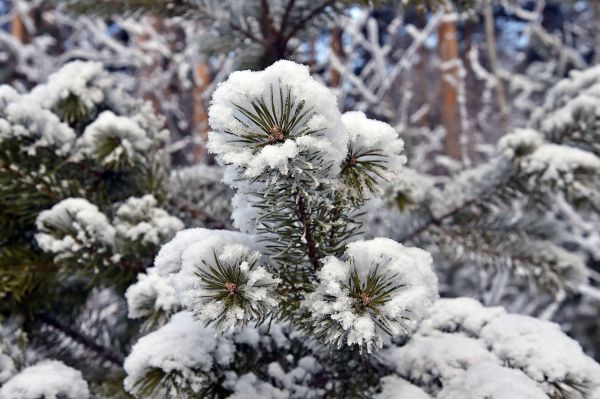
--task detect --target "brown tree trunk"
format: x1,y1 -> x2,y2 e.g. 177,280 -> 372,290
438,10 -> 462,161
11,9 -> 29,43
483,0 -> 508,129
415,6 -> 430,127
330,26 -> 344,87
594,0 -> 600,64
192,63 -> 212,162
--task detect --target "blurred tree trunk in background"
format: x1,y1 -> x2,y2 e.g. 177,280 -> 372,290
330,26 -> 344,87
11,10 -> 28,43
438,9 -> 462,161
483,0 -> 508,130
193,63 -> 212,162
595,0 -> 600,64
416,6 -> 430,128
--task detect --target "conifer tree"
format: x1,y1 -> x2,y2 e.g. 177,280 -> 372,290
117,61 -> 599,398
0,60 -> 184,394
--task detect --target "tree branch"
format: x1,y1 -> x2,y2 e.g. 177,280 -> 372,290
37,313 -> 124,367
296,191 -> 320,272
283,0 -> 336,42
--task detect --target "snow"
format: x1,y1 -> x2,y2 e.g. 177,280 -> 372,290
520,144 -> 600,188
381,332 -> 500,394
0,85 -> 20,113
180,242 -> 279,333
114,195 -> 183,246
27,60 -> 106,113
341,111 -> 406,199
35,198 -> 115,261
224,372 -> 288,399
153,228 -> 257,276
266,356 -> 323,398
77,111 -> 152,168
437,361 -> 548,399
0,353 -> 15,384
418,297 -> 506,337
374,376 -> 433,399
480,313 -> 600,396
208,60 -> 348,180
497,128 -> 544,158
0,99 -> 76,156
124,311 -> 234,395
302,237 -> 438,353
150,228 -> 274,332
125,271 -> 179,319
0,360 -> 89,399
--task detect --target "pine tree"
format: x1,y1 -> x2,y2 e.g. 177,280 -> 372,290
85,61 -> 600,398
1,2 -> 600,398
0,60 -> 184,395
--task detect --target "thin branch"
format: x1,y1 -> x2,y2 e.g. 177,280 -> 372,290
283,0 -> 336,42
37,313 -> 124,367
295,191 -> 320,272
280,0 -> 297,32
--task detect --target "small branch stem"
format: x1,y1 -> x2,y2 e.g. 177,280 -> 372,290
37,313 -> 124,367
295,191 -> 320,272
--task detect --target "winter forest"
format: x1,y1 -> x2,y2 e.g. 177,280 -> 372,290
1,0 -> 600,398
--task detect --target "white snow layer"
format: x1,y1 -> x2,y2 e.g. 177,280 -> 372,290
0,360 -> 89,399
437,361 -> 548,399
114,194 -> 183,246
77,111 -> 152,167
0,97 -> 76,156
208,60 -> 348,179
341,111 -> 406,198
375,376 -> 433,399
35,198 -> 115,260
381,297 -> 600,398
124,311 -> 234,395
302,237 -> 438,352
27,60 -> 106,112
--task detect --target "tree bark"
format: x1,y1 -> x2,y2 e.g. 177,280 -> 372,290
415,6 -> 430,127
11,9 -> 29,43
438,9 -> 462,161
193,63 -> 212,162
483,0 -> 508,129
330,26 -> 344,87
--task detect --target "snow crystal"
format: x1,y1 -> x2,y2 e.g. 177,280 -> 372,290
266,356 -> 323,398
125,271 -> 179,319
341,111 -> 406,198
124,311 -> 235,395
77,111 -> 151,168
480,313 -> 600,396
497,128 -> 544,158
418,297 -> 506,337
0,353 -> 15,384
114,195 -> 183,246
302,237 -> 438,352
0,360 -> 89,399
35,198 -> 115,261
437,361 -> 548,399
374,375 -> 433,399
381,332 -> 500,394
0,85 -> 20,113
153,228 -> 257,276
0,99 -> 76,156
520,144 -> 600,188
224,372 -> 288,399
27,60 -> 106,113
208,60 -> 348,180
180,242 -> 279,333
